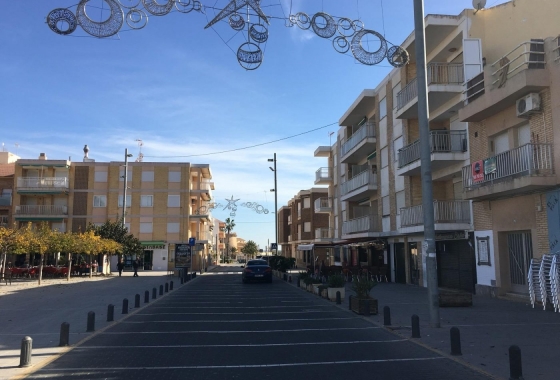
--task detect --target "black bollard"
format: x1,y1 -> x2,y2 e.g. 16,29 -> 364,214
144,290 -> 150,303
383,306 -> 391,326
122,298 -> 129,314
411,314 -> 420,338
170,281 -> 174,290
19,336 -> 32,368
363,300 -> 371,316
283,273 -> 287,281
159,285 -> 163,295
509,345 -> 523,380
450,327 -> 462,356
348,295 -> 353,310
107,304 -> 115,322
86,311 -> 95,332
165,282 -> 169,293
59,322 -> 70,346
135,294 -> 140,308
288,275 -> 292,283
336,291 -> 341,305
152,287 -> 157,299
297,277 -> 301,287
180,276 -> 184,284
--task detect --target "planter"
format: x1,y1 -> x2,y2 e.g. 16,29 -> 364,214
349,296 -> 378,315
312,283 -> 322,295
300,281 -> 307,290
327,287 -> 345,302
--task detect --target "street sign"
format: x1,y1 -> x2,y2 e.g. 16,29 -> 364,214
271,243 -> 278,250
188,237 -> 196,246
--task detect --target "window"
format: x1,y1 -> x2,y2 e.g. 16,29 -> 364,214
167,222 -> 180,233
169,171 -> 181,182
94,170 -> 107,182
379,97 -> 387,119
396,191 -> 405,215
118,195 -> 131,207
142,171 -> 154,182
93,195 -> 107,207
392,82 -> 401,110
303,198 -> 310,208
381,146 -> 389,168
168,195 -> 180,207
119,169 -> 132,181
140,222 -> 153,233
304,222 -> 311,232
382,196 -> 390,216
393,137 -> 403,163
141,195 -> 153,207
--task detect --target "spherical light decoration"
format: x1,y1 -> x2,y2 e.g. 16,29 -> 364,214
126,8 -> 148,29
237,42 -> 263,70
46,8 -> 77,35
142,0 -> 175,16
229,13 -> 245,31
387,45 -> 409,68
351,29 -> 387,66
249,23 -> 268,43
311,12 -> 336,39
76,0 -> 124,38
293,12 -> 311,30
337,17 -> 354,38
333,36 -> 350,54
175,0 -> 194,13
117,0 -> 140,9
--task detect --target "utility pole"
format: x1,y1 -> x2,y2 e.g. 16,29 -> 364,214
268,153 -> 278,255
122,148 -> 132,227
414,0 -> 440,328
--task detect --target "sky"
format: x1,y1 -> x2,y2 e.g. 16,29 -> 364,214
0,0 -> 509,251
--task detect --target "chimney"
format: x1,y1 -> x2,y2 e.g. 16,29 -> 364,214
39,153 -> 47,160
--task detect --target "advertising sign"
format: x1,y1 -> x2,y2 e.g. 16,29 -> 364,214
175,244 -> 191,268
472,160 -> 484,183
484,157 -> 497,175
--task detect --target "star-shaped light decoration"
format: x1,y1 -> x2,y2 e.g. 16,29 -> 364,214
223,195 -> 240,214
205,0 -> 269,29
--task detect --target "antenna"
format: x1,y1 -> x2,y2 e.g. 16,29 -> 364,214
473,0 -> 487,13
135,139 -> 144,162
14,143 -> 19,155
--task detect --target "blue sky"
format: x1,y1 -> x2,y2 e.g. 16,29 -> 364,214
0,0 -> 508,250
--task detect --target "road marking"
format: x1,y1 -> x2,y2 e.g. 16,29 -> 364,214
37,357 -> 445,371
152,305 -> 332,309
124,317 -> 358,323
76,339 -> 408,349
102,326 -> 381,334
136,310 -> 331,315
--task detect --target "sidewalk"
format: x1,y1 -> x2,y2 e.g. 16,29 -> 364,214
301,278 -> 559,380
0,271 -> 182,380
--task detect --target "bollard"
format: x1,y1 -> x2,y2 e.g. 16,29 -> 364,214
107,304 -> 115,322
159,285 -> 163,296
152,287 -> 157,299
144,290 -> 150,303
411,314 -> 420,338
122,298 -> 129,314
86,311 -> 95,332
170,281 -> 174,290
165,282 -> 169,293
288,275 -> 292,283
336,291 -> 341,305
180,276 -> 184,284
19,336 -> 32,368
283,273 -> 287,281
509,345 -> 523,380
297,277 -> 300,287
59,322 -> 70,346
450,327 -> 462,356
135,294 -> 140,308
363,300 -> 371,316
348,295 -> 353,310
383,306 -> 391,326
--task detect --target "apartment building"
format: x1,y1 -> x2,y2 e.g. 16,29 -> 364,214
11,149 -> 214,273
0,151 -> 19,228
305,0 -> 559,295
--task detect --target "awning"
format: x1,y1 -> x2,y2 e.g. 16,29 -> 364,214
297,244 -> 314,251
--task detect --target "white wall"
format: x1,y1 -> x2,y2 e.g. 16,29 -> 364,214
475,230 -> 495,286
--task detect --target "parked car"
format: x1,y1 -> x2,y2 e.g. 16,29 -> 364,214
242,259 -> 272,283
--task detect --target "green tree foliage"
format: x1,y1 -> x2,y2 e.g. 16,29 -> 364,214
86,217 -> 142,256
241,240 -> 258,258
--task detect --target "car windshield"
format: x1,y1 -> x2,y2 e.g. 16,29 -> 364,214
247,260 -> 268,266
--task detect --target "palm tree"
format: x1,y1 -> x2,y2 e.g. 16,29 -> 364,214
224,218 -> 235,263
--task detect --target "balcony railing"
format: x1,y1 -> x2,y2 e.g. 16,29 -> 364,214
397,63 -> 464,110
0,195 -> 11,206
16,205 -> 68,215
462,143 -> 554,190
340,170 -> 377,196
342,214 -> 379,235
315,228 -> 332,240
314,197 -> 331,212
0,215 -> 8,227
315,167 -> 332,183
491,40 -> 545,87
288,215 -> 292,224
17,177 -> 69,190
400,200 -> 471,228
398,130 -> 467,168
341,122 -> 376,157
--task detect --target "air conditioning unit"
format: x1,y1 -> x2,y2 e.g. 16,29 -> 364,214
516,93 -> 541,118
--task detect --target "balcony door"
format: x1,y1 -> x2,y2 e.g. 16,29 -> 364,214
507,232 -> 533,294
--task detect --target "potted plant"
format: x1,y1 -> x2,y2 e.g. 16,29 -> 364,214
327,273 -> 346,301
303,276 -> 315,291
318,284 -> 329,298
350,275 -> 378,315
298,272 -> 309,289
311,278 -> 323,294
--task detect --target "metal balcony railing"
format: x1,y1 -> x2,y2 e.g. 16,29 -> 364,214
17,177 -> 69,190
342,214 -> 379,235
554,36 -> 560,62
340,170 -> 377,196
314,197 -> 331,210
398,130 -> 467,168
400,200 -> 471,228
315,228 -> 333,239
16,205 -> 68,215
491,40 -> 545,87
315,167 -> 332,182
462,143 -> 554,190
341,122 -> 376,157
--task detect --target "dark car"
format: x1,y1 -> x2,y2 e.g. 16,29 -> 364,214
242,259 -> 272,283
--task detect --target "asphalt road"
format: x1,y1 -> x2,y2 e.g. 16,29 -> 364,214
24,271 -> 493,380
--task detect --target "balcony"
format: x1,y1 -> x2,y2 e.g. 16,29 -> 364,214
288,215 -> 292,225
15,205 -> 68,220
315,167 -> 332,185
460,40 -> 548,122
340,170 -> 378,202
399,200 -> 472,234
396,63 -> 464,120
191,181 -> 214,201
342,215 -> 380,237
314,146 -> 331,157
340,122 -> 376,164
314,197 -> 332,213
0,195 -> 11,207
462,143 -> 555,200
397,130 -> 468,176
315,228 -> 333,242
17,177 -> 69,194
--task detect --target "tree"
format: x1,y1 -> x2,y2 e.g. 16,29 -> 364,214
0,225 -> 27,277
224,218 -> 235,263
241,240 -> 258,260
87,217 -> 142,258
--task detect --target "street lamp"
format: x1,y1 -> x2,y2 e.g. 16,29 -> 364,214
268,153 -> 277,255
122,148 -> 133,228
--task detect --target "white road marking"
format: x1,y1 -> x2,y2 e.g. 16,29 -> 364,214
136,310 -> 330,315
124,317 -> 358,323
102,326 -> 381,334
151,305 -> 331,309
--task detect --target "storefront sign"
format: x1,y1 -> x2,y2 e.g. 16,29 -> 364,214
435,231 -> 468,241
175,244 -> 191,268
472,160 -> 484,183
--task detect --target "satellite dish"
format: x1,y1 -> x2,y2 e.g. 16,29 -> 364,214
473,0 -> 487,10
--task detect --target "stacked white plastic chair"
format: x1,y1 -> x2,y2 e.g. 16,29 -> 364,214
539,254 -> 554,310
550,254 -> 560,312
528,257 -> 543,308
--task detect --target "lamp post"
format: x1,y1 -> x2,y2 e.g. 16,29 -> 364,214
268,153 -> 278,255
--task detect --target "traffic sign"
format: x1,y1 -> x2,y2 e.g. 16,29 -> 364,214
188,237 -> 196,246
271,243 -> 277,250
